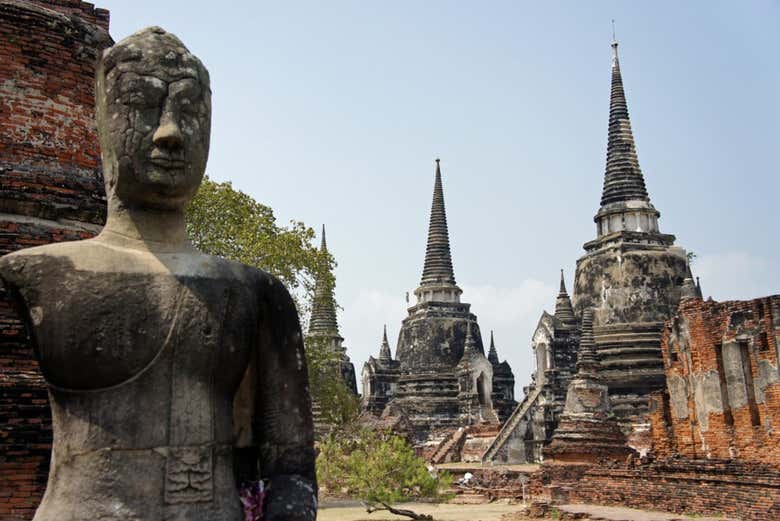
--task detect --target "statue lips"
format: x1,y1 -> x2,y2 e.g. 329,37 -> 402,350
150,156 -> 185,171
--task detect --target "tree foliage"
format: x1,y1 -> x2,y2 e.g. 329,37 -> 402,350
186,177 -> 355,423
317,427 -> 452,520
305,336 -> 361,427
186,176 -> 333,318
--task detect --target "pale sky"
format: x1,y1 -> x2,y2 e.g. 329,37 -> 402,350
100,1 -> 780,394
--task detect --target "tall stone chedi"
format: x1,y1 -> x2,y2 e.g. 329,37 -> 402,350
378,160 -> 504,440
306,226 -> 357,394
573,38 -> 690,426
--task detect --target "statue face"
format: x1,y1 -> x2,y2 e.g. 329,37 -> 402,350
97,28 -> 211,210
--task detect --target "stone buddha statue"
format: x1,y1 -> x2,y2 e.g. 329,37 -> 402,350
0,27 -> 316,521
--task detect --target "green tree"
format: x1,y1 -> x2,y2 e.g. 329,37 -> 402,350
186,176 -> 331,316
317,427 -> 452,520
305,336 -> 361,427
186,177 -> 356,423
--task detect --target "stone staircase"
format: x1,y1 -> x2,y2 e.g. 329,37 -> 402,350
482,385 -> 543,462
430,428 -> 467,464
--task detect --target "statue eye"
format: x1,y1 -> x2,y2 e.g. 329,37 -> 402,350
121,92 -> 160,108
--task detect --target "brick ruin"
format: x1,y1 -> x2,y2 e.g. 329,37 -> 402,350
448,294 -> 780,518
361,160 -> 516,442
0,1 -> 110,518
651,295 -> 779,463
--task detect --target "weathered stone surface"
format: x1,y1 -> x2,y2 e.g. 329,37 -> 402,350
0,27 -> 316,521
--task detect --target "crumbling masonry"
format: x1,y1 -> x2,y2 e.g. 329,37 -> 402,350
0,2 -> 110,518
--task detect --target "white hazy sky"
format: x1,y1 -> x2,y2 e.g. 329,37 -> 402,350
100,1 -> 780,394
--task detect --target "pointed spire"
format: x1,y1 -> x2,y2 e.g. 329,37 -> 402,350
600,36 -> 650,207
681,263 -> 699,300
488,330 -> 500,365
379,324 -> 392,362
308,225 -> 340,336
576,308 -> 600,376
462,321 -> 478,357
420,159 -> 456,286
554,270 -> 577,327
559,269 -> 568,295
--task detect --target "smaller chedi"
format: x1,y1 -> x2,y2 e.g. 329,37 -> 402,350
483,271 -> 580,464
362,160 -> 516,441
487,331 -> 517,422
362,325 -> 401,415
306,226 -> 358,395
544,309 -> 633,463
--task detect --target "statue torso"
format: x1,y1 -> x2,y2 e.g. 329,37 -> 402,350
0,239 -> 261,521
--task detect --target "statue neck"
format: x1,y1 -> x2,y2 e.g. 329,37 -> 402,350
98,200 -> 192,253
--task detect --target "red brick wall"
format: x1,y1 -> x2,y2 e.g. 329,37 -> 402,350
651,296 -> 780,463
527,461 -> 780,521
0,1 -> 109,518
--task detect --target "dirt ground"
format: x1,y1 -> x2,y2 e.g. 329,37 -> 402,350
317,502 -> 737,521
317,502 -> 530,521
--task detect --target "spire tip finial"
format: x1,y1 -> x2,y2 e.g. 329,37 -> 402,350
611,19 -> 617,45
559,269 -> 568,295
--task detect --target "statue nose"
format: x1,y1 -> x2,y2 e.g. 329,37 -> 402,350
152,116 -> 183,150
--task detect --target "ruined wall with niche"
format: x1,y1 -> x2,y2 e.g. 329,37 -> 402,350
651,295 -> 780,463
0,1 -> 110,518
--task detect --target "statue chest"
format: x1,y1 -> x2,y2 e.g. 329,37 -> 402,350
23,269 -> 257,397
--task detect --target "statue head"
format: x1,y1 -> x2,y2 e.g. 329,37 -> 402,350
96,27 -> 211,211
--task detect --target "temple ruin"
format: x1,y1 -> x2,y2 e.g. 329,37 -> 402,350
361,160 -> 516,440
486,35 -> 694,463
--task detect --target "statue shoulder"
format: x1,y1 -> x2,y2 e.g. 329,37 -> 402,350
0,241 -> 87,288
